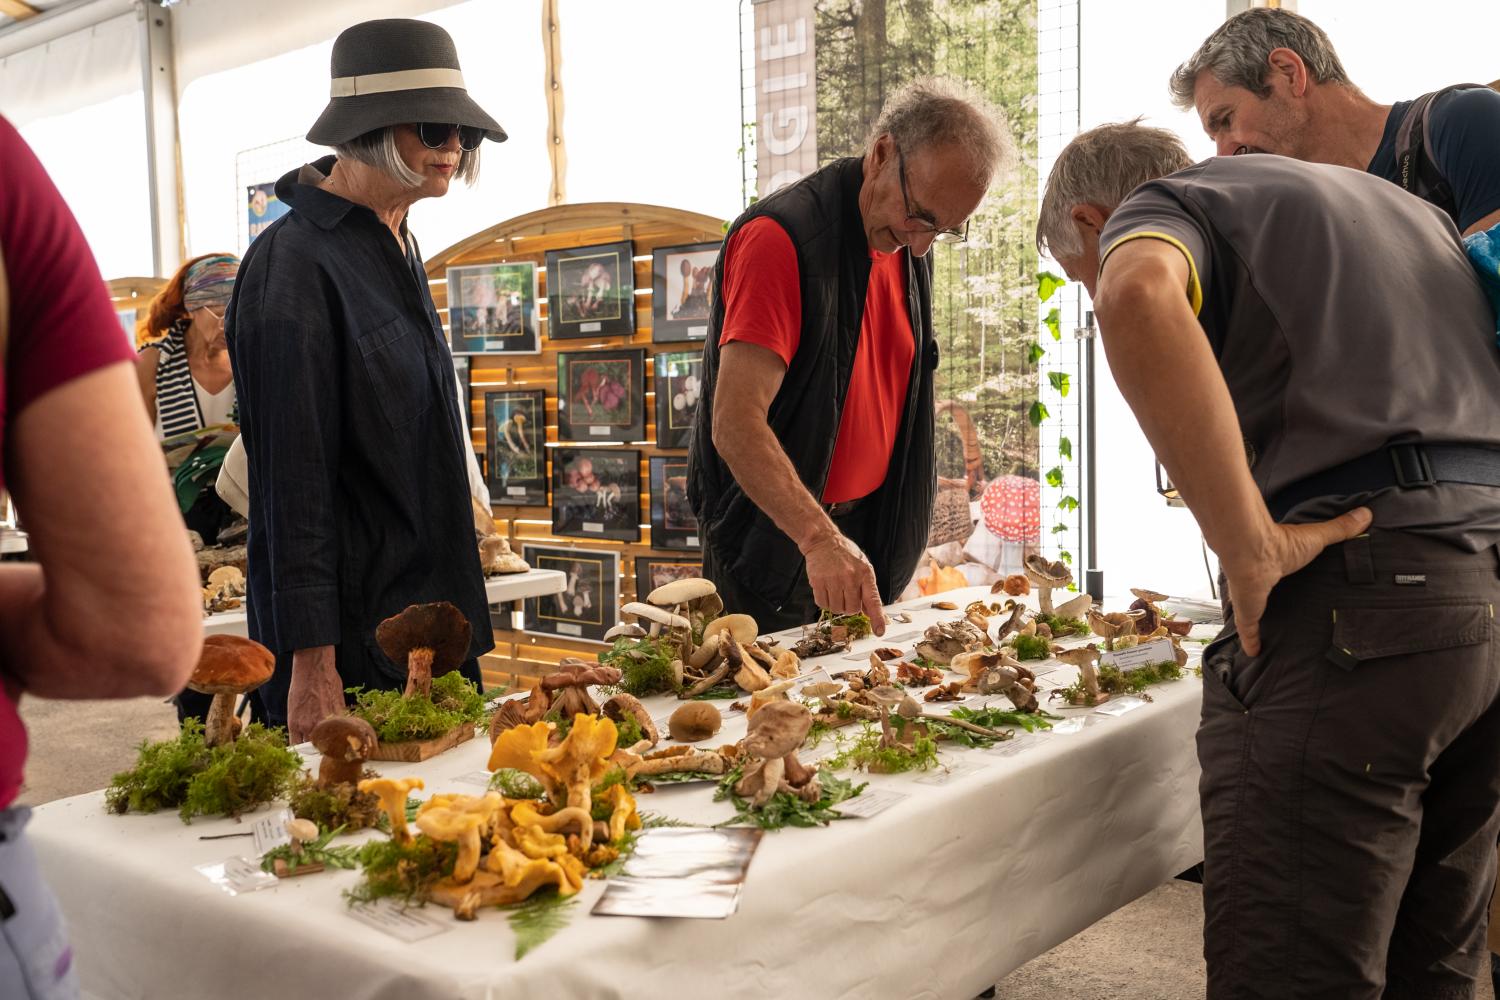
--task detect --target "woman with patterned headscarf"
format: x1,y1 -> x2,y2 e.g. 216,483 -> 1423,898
134,253 -> 240,544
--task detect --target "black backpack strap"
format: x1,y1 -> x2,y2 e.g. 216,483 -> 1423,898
1394,83 -> 1488,226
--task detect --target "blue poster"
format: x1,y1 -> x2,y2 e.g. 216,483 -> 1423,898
247,182 -> 290,242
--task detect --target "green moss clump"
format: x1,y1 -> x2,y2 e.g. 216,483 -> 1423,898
714,766 -> 865,829
1038,613 -> 1090,637
600,636 -> 681,697
490,768 -> 545,798
347,672 -> 487,743
1011,634 -> 1052,661
345,836 -> 458,906
821,610 -> 872,640
105,719 -> 302,823
1058,660 -> 1183,706
288,770 -> 385,832
826,722 -> 940,774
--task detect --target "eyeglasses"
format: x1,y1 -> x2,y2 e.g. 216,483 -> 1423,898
197,304 -> 226,323
415,123 -> 484,152
895,145 -> 969,244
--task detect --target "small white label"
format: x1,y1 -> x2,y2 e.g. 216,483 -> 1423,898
348,900 -> 453,942
453,770 -> 494,788
195,856 -> 278,896
588,426 -> 610,436
990,736 -> 1037,757
687,325 -> 708,337
557,623 -> 582,636
686,536 -> 699,547
836,789 -> 908,818
484,340 -> 504,351
292,742 -> 317,759
1099,638 -> 1176,672
579,321 -> 602,333
252,808 -> 295,857
506,486 -> 527,496
582,522 -> 605,533
914,761 -> 986,786
1095,696 -> 1148,717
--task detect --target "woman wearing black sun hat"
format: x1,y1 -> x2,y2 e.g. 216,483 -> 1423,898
226,18 -> 506,742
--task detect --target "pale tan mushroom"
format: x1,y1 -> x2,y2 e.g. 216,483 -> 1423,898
746,677 -> 795,717
726,636 -> 771,692
1023,554 -> 1074,616
603,622 -> 648,642
770,648 -> 801,679
668,702 -> 722,742
602,693 -> 658,754
621,602 -> 690,638
1087,608 -> 1139,652
1056,645 -> 1106,704
703,613 -> 758,647
686,632 -> 723,670
1054,592 -> 1094,621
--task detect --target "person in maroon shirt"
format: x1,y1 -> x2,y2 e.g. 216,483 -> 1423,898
0,116 -> 201,998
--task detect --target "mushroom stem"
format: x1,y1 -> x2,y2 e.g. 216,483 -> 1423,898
681,659 -> 730,699
318,755 -> 361,789
782,751 -> 815,788
203,692 -> 238,747
920,713 -> 1007,739
1037,586 -> 1054,616
404,646 -> 436,699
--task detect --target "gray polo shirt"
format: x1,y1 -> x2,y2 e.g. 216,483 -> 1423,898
1099,154 -> 1500,550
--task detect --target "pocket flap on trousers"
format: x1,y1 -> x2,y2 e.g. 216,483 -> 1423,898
1331,602 -> 1491,664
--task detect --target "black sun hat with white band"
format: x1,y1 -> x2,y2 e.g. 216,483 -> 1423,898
306,18 -> 507,148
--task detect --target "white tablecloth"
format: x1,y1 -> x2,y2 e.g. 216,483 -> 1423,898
201,569 -> 569,637
33,586 -> 1208,1000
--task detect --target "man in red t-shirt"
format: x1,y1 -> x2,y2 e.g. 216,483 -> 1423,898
0,116 -> 202,996
699,78 -> 1011,631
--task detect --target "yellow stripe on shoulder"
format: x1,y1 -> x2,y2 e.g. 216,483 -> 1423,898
1100,231 -> 1204,317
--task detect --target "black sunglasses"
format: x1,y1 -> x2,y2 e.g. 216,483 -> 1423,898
415,123 -> 484,152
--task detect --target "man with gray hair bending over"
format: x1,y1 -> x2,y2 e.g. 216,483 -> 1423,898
1037,121 -> 1500,998
689,77 -> 1013,633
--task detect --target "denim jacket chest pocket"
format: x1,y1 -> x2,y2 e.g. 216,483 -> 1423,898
355,315 -> 434,429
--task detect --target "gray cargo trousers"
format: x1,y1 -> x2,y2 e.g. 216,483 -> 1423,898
1200,530 -> 1500,999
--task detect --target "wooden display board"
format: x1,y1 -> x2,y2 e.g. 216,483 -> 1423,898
423,203 -> 723,688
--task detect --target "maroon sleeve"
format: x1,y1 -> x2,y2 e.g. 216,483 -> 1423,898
0,116 -> 134,421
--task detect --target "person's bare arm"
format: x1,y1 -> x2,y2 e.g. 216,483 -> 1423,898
710,342 -> 886,634
0,362 -> 202,697
1093,240 -> 1369,654
1463,207 -> 1500,238
134,347 -> 160,427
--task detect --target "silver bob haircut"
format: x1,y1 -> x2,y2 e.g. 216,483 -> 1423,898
1036,120 -> 1192,260
865,76 -> 1016,186
334,126 -> 481,188
1168,8 -> 1351,111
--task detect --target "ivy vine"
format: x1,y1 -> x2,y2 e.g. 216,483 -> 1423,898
1030,270 -> 1079,567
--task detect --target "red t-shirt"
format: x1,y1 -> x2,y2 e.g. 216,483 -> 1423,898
719,217 -> 914,504
0,116 -> 136,808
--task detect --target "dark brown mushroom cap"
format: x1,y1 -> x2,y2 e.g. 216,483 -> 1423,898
309,716 -> 378,761
541,658 -> 622,691
375,602 -> 472,676
187,635 -> 275,695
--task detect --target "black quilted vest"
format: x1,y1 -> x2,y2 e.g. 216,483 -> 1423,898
686,156 -> 938,612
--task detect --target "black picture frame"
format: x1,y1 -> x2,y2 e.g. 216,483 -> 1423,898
484,390 -> 548,507
556,348 -> 646,442
651,241 -> 719,343
635,556 -> 704,604
522,545 -> 620,644
545,241 -> 635,340
552,447 -> 641,542
447,262 -> 541,355
653,349 -> 702,449
649,455 -> 700,551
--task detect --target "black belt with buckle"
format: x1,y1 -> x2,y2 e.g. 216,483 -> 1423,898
1266,441 -> 1500,520
823,495 -> 868,518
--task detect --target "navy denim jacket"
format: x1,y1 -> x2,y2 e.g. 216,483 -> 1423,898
226,157 -> 493,695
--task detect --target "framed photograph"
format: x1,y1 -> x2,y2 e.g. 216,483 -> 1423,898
651,241 -> 719,342
447,262 -> 540,355
552,448 -> 641,542
522,545 -> 620,644
649,455 -> 700,551
635,557 -> 705,603
654,350 -> 702,449
545,241 -> 635,339
556,348 -> 646,442
484,390 -> 547,506
116,309 -> 137,348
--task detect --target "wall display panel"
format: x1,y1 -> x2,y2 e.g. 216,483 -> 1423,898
544,241 -> 636,340
448,262 -> 541,355
555,348 -> 646,443
484,390 -> 548,506
552,447 -> 641,542
648,455 -> 699,551
653,350 -> 702,449
651,241 -> 719,342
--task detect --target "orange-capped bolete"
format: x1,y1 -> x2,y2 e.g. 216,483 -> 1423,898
309,715 -> 379,787
189,635 -> 275,747
376,602 -> 472,700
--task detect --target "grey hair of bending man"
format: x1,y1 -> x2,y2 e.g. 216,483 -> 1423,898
1167,8 -> 1352,111
334,126 -> 482,188
1035,120 -> 1192,261
866,76 -> 1017,185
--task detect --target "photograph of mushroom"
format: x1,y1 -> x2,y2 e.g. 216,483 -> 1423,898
522,545 -> 620,643
651,241 -> 719,342
484,389 -> 547,506
654,350 -> 702,449
649,455 -> 698,551
447,262 -> 540,355
556,348 -> 646,442
545,241 -> 635,339
552,448 -> 641,541
634,557 -> 703,603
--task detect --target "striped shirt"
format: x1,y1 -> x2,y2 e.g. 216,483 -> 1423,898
147,319 -> 236,439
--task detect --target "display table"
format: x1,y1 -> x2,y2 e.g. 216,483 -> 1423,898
32,586 -> 1209,1000
201,569 -> 568,638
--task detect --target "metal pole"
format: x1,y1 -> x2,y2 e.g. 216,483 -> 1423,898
139,0 -> 182,277
1080,310 -> 1099,599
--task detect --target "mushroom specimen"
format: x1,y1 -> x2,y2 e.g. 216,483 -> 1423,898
733,700 -> 820,807
951,650 -> 1038,711
602,693 -> 658,753
490,716 -> 619,851
647,577 -> 723,656
996,574 -> 1030,596
541,659 -> 623,720
724,636 -> 771,692
867,685 -> 907,749
188,635 -> 276,747
1022,554 -> 1074,616
914,620 -> 989,665
1086,609 -> 1139,652
1055,645 -> 1106,704
668,701 -> 723,742
602,622 -> 648,642
375,602 -> 472,700
309,716 -> 379,788
621,601 -> 691,640
286,817 -> 319,855
1053,592 -> 1095,622
359,776 -> 425,843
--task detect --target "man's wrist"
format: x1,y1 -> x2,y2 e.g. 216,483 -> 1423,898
796,520 -> 839,556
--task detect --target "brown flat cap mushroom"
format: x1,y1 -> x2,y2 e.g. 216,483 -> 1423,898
189,635 -> 275,747
1023,554 -> 1073,616
669,702 -> 723,743
376,602 -> 472,700
1056,645 -> 1106,704
1086,609 -> 1138,652
542,659 -> 622,719
310,716 -> 379,788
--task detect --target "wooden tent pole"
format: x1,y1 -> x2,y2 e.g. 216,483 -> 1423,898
542,0 -> 567,206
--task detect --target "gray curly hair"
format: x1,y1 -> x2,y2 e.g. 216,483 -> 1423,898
1036,121 -> 1192,260
865,76 -> 1015,185
1168,8 -> 1351,110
